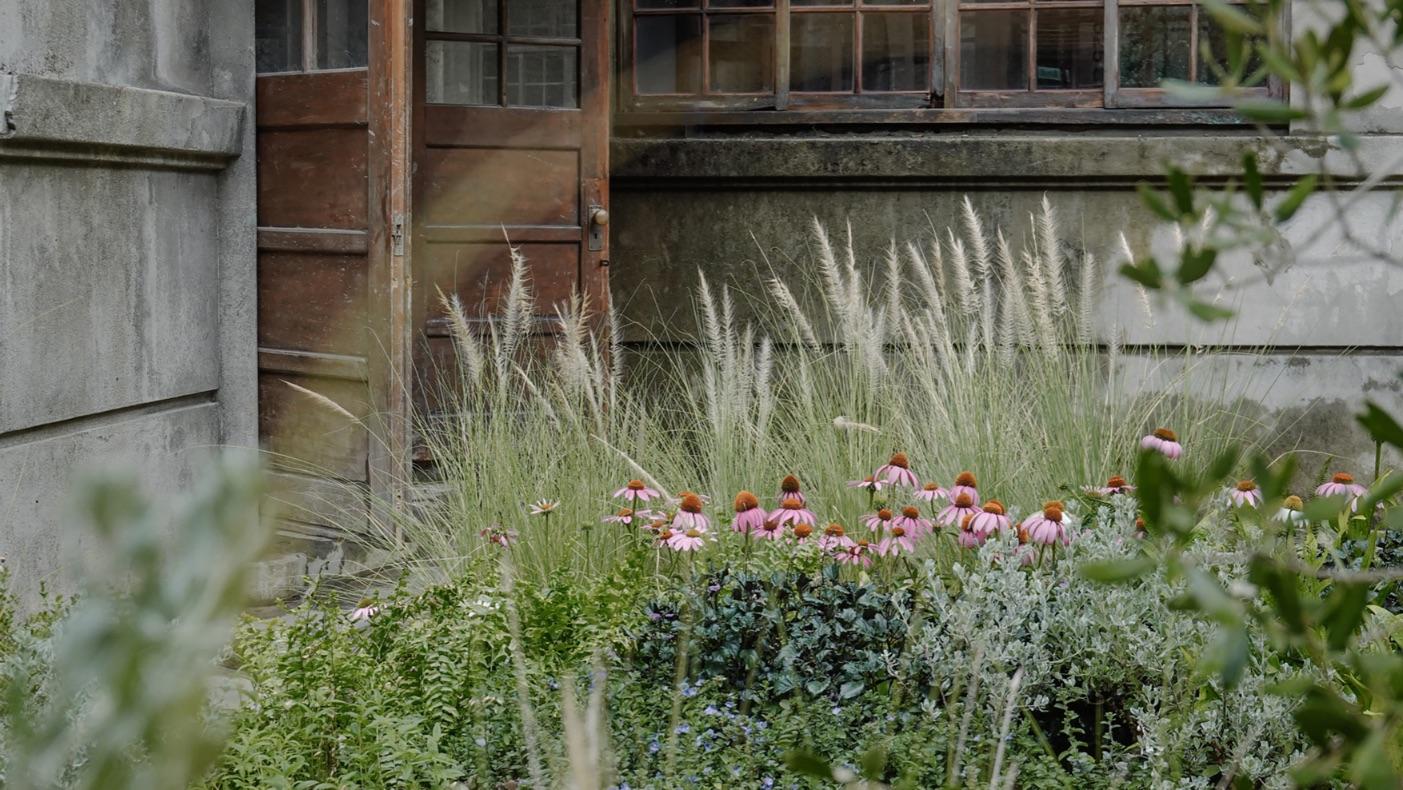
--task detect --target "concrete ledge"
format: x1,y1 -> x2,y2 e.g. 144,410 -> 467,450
0,72 -> 245,170
612,134 -> 1399,186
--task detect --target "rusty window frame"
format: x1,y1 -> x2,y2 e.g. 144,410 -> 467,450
423,0 -> 584,107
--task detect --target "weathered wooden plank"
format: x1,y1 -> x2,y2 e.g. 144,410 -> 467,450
256,127 -> 369,229
257,251 -> 369,356
255,70 -> 371,128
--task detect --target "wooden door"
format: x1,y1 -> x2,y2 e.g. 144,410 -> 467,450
412,0 -> 611,420
255,0 -> 412,559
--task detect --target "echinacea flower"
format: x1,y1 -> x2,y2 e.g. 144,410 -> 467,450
770,496 -> 817,528
863,507 -> 896,536
529,499 -> 560,516
875,452 -> 919,487
603,507 -> 656,526
667,528 -> 707,552
480,525 -> 518,547
1228,479 -> 1263,508
1133,517 -> 1147,539
1140,428 -> 1183,459
792,523 -> 815,543
893,506 -> 933,539
950,471 -> 980,504
732,491 -> 767,534
956,516 -> 981,549
755,518 -> 786,540
835,539 -> 873,567
1316,472 -> 1368,509
819,523 -> 855,552
672,492 -> 710,532
614,479 -> 662,504
967,500 -> 1010,539
1275,495 -> 1306,525
777,475 -> 807,506
1087,475 -> 1134,496
846,475 -> 886,493
350,598 -> 379,623
937,492 -> 980,527
1022,504 -> 1070,546
914,481 -> 947,503
876,526 -> 916,556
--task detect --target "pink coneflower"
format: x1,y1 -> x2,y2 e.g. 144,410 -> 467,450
791,523 -> 815,543
732,491 -> 767,535
667,527 -> 706,552
956,516 -> 981,549
654,527 -> 675,547
480,525 -> 517,547
603,507 -> 656,527
819,523 -> 855,552
350,598 -> 379,623
1228,479 -> 1263,508
950,471 -> 980,505
671,492 -> 710,532
1275,495 -> 1306,525
875,452 -> 919,487
777,475 -> 807,506
1022,504 -> 1070,546
835,539 -> 874,567
847,475 -> 886,493
1087,475 -> 1135,496
967,500 -> 1010,540
937,492 -> 980,527
614,479 -> 661,504
529,499 -> 560,517
1316,472 -> 1368,509
876,525 -> 916,556
770,496 -> 817,528
1134,517 -> 1147,540
755,517 -> 786,540
893,505 -> 933,539
914,481 -> 947,503
1140,428 -> 1183,459
863,507 -> 897,536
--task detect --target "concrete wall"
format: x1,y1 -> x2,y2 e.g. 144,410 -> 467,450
609,131 -> 1403,473
0,1 -> 255,606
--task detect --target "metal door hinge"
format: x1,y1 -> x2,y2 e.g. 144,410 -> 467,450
391,213 -> 406,256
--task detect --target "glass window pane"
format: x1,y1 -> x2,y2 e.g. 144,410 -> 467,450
1119,5 -> 1190,88
1035,7 -> 1102,90
507,0 -> 578,38
427,40 -> 499,105
316,0 -> 368,70
862,12 -> 930,92
793,0 -> 853,5
636,15 -> 702,94
711,0 -> 773,6
637,0 -> 698,8
861,0 -> 925,4
255,0 -> 302,73
426,0 -> 496,34
960,11 -> 1028,90
791,13 -> 855,91
508,45 -> 579,107
1197,6 -> 1266,85
709,15 -> 775,93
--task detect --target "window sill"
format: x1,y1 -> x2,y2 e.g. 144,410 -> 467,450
615,106 -> 1258,130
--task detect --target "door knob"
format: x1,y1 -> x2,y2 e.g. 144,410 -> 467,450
591,207 -> 609,227
588,206 -> 608,252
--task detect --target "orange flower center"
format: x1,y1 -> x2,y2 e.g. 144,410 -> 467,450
1284,495 -> 1303,510
902,506 -> 920,519
982,500 -> 1005,515
782,497 -> 804,510
1107,475 -> 1127,489
961,514 -> 974,530
734,491 -> 759,512
888,452 -> 909,469
628,479 -> 646,490
1153,427 -> 1177,442
618,508 -> 634,518
1235,480 -> 1257,492
856,539 -> 870,548
824,523 -> 845,537
1044,499 -> 1064,511
1043,506 -> 1064,522
1134,517 -> 1146,530
781,475 -> 801,493
891,526 -> 906,538
685,528 -> 702,538
923,482 -> 940,492
877,508 -> 893,520
680,493 -> 703,513
794,524 -> 813,539
1332,472 -> 1354,484
659,529 -> 674,540
954,493 -> 973,508
955,471 -> 977,487
1017,525 -> 1030,544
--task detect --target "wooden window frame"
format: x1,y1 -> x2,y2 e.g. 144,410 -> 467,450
257,0 -> 371,75
424,0 -> 584,108
617,0 -> 1286,122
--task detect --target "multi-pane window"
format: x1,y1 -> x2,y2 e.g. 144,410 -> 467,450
425,0 -> 581,109
255,0 -> 368,73
621,0 -> 1276,114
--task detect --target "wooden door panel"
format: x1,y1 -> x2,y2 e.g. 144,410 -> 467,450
422,241 -> 580,317
257,128 -> 370,229
421,147 -> 580,227
256,70 -> 370,128
258,372 -> 371,481
257,251 -> 370,356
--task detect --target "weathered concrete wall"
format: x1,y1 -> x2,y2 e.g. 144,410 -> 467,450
610,133 -> 1403,473
0,0 -> 255,607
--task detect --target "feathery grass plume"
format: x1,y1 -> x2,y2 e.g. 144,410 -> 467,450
1022,246 -> 1059,352
553,290 -> 595,400
906,241 -> 950,347
995,230 -> 1034,347
961,196 -> 993,282
439,289 -> 486,388
884,241 -> 903,329
495,240 -> 535,375
607,301 -> 624,407
1037,194 -> 1068,315
810,217 -> 850,329
947,231 -> 976,315
767,277 -> 820,348
282,379 -> 358,422
1077,252 -> 1099,345
1119,232 -> 1155,329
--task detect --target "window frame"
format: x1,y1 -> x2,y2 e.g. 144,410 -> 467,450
423,0 -> 584,108
617,0 -> 1286,122
256,0 -> 371,75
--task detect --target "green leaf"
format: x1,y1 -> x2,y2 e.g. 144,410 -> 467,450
1200,0 -> 1264,34
1177,247 -> 1218,285
1187,298 -> 1236,322
1214,626 -> 1251,689
1236,98 -> 1310,123
1249,556 -> 1305,634
1167,167 -> 1195,216
1256,43 -> 1302,84
1137,182 -> 1178,221
1304,495 -> 1347,522
1359,471 -> 1403,515
1357,401 -> 1403,450
839,680 -> 866,699
783,749 -> 835,780
1081,555 -> 1158,583
1351,728 -> 1402,790
1342,84 -> 1392,110
859,744 -> 888,780
1120,259 -> 1164,291
1274,174 -> 1318,222
1324,583 -> 1370,651
1242,152 -> 1264,210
